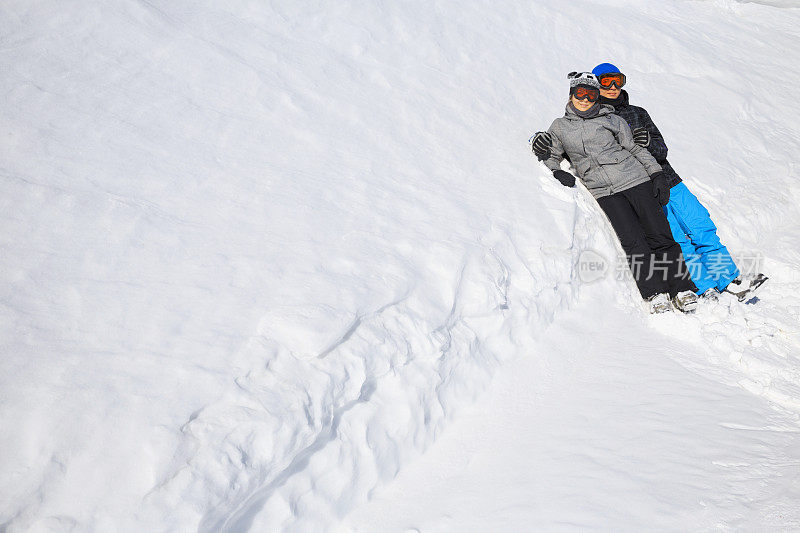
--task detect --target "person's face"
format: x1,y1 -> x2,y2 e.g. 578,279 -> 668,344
571,94 -> 595,112
599,85 -> 621,100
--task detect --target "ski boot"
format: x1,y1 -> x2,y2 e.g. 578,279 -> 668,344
698,288 -> 720,302
672,290 -> 698,313
648,292 -> 672,314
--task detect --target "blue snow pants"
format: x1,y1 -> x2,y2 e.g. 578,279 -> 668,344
663,182 -> 739,294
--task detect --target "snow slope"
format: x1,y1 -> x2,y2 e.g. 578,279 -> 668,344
1,0 -> 799,531
341,303 -> 800,532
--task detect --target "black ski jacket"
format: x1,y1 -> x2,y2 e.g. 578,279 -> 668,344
599,90 -> 682,188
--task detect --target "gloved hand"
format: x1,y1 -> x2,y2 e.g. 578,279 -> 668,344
531,131 -> 552,161
632,127 -> 650,147
651,171 -> 670,205
552,169 -> 576,188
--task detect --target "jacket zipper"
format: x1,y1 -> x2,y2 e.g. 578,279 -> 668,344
582,119 -> 613,196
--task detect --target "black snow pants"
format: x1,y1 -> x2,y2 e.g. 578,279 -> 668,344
596,181 -> 697,299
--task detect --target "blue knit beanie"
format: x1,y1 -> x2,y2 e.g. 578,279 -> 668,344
592,63 -> 621,76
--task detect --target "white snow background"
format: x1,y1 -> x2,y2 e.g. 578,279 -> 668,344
2,0 -> 800,531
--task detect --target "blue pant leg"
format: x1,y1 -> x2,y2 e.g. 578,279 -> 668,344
668,183 -> 740,291
663,195 -> 715,294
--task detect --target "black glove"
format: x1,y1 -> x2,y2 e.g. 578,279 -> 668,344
632,127 -> 650,147
552,169 -> 576,188
651,171 -> 670,206
531,131 -> 552,161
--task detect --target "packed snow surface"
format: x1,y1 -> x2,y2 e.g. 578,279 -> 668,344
1,0 -> 800,531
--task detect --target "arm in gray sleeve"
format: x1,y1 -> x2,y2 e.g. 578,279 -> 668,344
614,116 -> 662,176
542,124 -> 566,173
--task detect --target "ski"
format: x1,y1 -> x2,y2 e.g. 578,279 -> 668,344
724,273 -> 768,302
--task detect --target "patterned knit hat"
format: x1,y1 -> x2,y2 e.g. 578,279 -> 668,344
567,71 -> 601,91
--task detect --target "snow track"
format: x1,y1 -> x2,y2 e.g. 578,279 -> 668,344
160,198 -> 608,532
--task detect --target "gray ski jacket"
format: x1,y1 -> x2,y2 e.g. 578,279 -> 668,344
543,103 -> 662,199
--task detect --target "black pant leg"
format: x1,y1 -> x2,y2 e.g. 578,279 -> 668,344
597,191 -> 670,299
622,182 -> 697,297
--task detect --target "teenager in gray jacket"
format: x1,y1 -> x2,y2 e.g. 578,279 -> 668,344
536,72 -> 697,313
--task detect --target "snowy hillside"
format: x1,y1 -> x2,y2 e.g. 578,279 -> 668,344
2,0 -> 800,531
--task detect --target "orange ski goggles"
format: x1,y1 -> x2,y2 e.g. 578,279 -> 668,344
571,85 -> 600,102
597,72 -> 626,89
